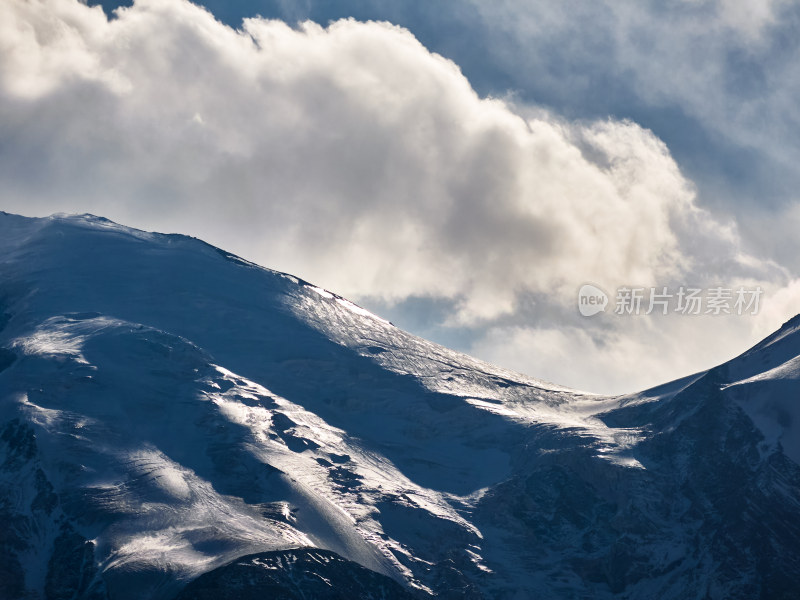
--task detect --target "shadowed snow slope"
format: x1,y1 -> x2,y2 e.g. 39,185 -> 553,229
0,212 -> 798,599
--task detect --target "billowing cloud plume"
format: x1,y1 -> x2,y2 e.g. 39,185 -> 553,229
1,0 -> 797,393
460,0 -> 800,253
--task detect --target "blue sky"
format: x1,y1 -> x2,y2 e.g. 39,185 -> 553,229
2,0 -> 799,392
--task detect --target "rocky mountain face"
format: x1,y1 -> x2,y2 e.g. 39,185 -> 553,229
174,548 -> 417,600
0,213 -> 798,599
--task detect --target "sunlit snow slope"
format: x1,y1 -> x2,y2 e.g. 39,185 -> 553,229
0,213 -> 798,599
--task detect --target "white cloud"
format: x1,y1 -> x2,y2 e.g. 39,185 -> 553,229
470,277 -> 800,395
0,0 -> 797,393
467,0 -> 800,179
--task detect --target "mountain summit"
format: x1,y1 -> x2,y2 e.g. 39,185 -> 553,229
1,213 -> 798,599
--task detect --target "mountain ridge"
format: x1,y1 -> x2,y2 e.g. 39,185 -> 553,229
1,212 -> 798,599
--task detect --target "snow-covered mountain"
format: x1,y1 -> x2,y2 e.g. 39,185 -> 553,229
0,212 -> 798,599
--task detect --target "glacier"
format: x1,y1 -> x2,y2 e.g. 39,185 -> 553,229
0,212 -> 798,599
